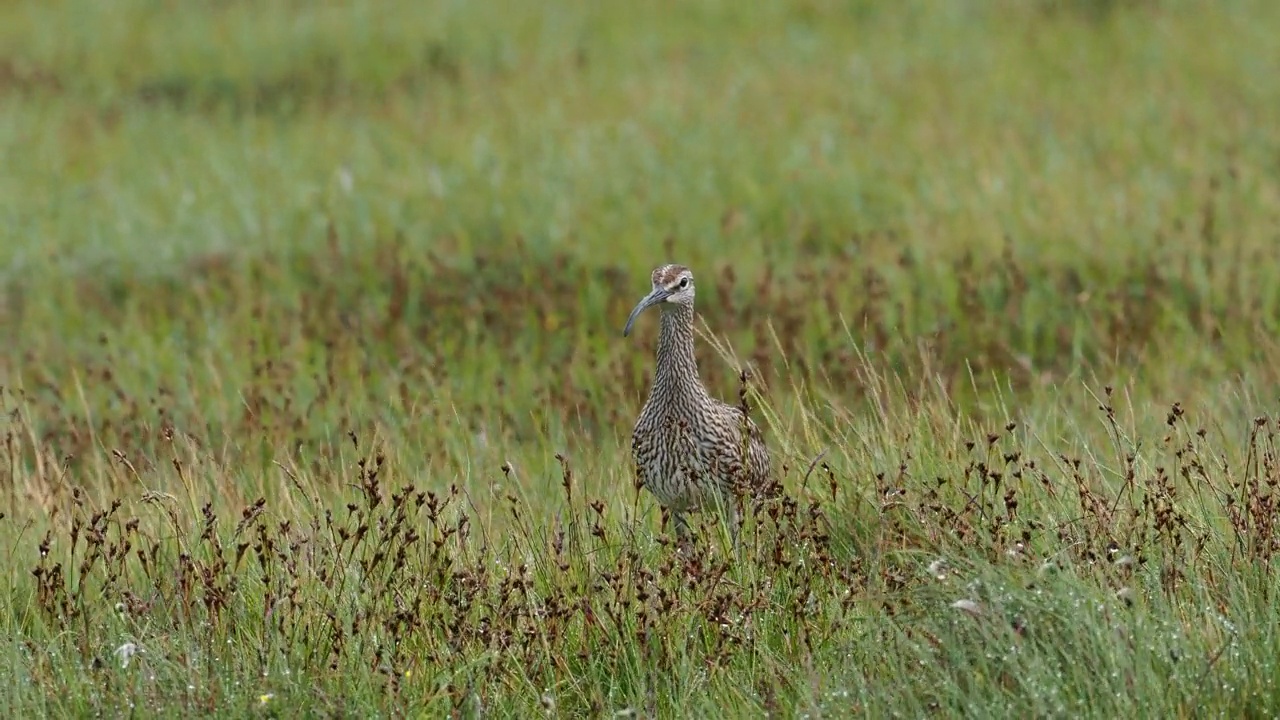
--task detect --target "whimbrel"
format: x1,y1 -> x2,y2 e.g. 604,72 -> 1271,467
622,263 -> 771,545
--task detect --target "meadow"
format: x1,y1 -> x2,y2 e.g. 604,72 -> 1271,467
3,0 -> 1280,716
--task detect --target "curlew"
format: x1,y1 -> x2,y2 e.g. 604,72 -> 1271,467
622,263 -> 771,546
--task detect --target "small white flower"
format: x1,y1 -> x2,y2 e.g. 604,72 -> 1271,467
114,642 -> 142,669
927,558 -> 949,580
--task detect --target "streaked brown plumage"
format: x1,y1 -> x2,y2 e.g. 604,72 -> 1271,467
622,263 -> 771,544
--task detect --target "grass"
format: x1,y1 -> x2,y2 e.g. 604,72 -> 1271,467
4,0 -> 1280,716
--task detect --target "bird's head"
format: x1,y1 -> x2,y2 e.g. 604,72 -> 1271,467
622,264 -> 695,337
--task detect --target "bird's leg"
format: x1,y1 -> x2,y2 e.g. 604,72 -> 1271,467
673,511 -> 702,555
729,504 -> 742,556
737,502 -> 747,550
672,511 -> 691,540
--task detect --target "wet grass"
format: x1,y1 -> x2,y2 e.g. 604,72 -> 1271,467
4,0 -> 1280,716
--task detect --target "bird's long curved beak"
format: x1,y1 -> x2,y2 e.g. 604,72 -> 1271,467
622,288 -> 669,337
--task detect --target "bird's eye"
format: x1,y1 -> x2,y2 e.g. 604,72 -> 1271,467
678,277 -> 690,289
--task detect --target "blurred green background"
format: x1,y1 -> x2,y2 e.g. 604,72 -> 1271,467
5,0 -> 1279,464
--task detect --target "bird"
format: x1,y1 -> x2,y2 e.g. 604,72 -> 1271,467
622,263 -> 771,547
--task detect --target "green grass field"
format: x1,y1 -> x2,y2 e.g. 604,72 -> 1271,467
4,0 -> 1280,716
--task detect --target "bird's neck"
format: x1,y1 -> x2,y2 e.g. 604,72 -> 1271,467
652,304 -> 708,402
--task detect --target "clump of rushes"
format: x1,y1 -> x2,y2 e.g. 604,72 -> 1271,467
13,370 -> 1280,716
13,413 -> 859,715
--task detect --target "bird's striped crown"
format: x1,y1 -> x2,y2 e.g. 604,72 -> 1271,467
652,264 -> 692,288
